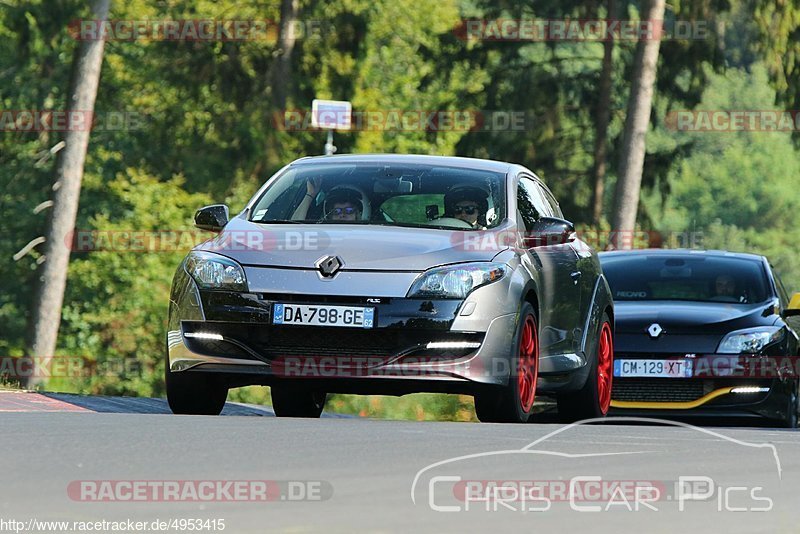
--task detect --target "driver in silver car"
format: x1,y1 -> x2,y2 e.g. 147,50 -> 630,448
323,188 -> 363,221
444,186 -> 489,229
292,178 -> 369,222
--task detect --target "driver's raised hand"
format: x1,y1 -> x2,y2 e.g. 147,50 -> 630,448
307,177 -> 322,197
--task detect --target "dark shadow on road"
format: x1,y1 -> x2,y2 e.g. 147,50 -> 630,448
42,392 -> 356,417
43,392 -> 275,416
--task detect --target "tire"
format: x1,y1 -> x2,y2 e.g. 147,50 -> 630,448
165,366 -> 228,415
558,313 -> 613,422
474,302 -> 539,423
271,385 -> 327,418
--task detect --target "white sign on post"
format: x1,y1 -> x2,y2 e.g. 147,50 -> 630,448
312,99 -> 352,130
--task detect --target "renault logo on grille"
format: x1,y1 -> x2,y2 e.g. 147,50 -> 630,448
316,255 -> 343,278
647,323 -> 664,339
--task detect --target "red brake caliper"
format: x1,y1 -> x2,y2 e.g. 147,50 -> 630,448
518,316 -> 538,412
597,323 -> 614,414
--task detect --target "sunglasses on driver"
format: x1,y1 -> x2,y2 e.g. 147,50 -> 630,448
453,204 -> 479,215
332,207 -> 358,216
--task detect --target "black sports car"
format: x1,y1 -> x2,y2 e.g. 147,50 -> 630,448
600,249 -> 800,427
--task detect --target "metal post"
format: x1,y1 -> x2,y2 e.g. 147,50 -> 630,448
324,130 -> 336,155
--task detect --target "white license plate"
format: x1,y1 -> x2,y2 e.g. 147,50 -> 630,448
614,359 -> 693,378
272,303 -> 375,329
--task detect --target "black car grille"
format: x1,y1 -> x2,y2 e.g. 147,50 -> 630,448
254,327 -> 483,359
182,322 -> 483,361
256,327 -> 402,358
612,378 -> 709,403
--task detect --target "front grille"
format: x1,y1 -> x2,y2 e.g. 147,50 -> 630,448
254,327 -> 482,360
182,322 -> 483,361
258,327 -> 398,358
612,378 -> 709,403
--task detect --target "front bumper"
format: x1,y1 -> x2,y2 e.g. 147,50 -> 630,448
166,279 -> 519,394
610,353 -> 798,422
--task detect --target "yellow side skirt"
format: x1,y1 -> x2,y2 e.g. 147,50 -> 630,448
610,387 -> 735,410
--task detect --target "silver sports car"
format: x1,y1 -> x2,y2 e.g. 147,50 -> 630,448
165,154 -> 614,423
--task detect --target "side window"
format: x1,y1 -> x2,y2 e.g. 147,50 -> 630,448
773,267 -> 790,309
521,176 -> 553,217
538,183 -> 563,218
516,178 -> 542,232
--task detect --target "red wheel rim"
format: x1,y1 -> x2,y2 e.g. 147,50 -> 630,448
597,322 -> 614,415
518,315 -> 538,413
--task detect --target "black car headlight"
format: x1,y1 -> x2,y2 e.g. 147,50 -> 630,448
717,326 -> 784,354
185,251 -> 248,291
407,262 -> 507,299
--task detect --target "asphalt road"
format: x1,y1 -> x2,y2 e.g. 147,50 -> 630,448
2,392 -> 799,533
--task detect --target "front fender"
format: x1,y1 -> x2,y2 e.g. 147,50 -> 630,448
580,273 -> 614,358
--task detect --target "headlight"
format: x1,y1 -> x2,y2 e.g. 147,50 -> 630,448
407,262 -> 507,299
717,326 -> 784,354
185,251 -> 248,291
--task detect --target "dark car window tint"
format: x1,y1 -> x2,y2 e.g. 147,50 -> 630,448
773,269 -> 790,308
520,177 -> 552,218
516,180 -> 541,232
601,255 -> 771,304
538,183 -> 563,218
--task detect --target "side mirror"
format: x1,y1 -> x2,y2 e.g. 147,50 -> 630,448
194,204 -> 229,232
782,292 -> 800,318
523,217 -> 576,248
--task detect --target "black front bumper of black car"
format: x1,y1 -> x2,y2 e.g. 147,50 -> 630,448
610,352 -> 798,424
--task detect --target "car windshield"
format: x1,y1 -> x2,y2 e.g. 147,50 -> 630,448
248,162 -> 506,230
601,254 -> 770,304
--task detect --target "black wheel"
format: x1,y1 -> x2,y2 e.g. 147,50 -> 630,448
474,302 -> 539,423
782,381 -> 799,429
165,366 -> 228,415
557,312 -> 613,422
271,385 -> 327,418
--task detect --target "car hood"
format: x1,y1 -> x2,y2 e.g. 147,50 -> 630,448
614,300 -> 776,335
612,300 -> 779,354
195,217 -> 508,271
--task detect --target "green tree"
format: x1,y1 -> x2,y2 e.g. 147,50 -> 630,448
644,64 -> 800,288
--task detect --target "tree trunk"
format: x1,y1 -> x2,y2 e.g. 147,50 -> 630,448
591,0 -> 616,225
271,0 -> 299,110
23,0 -> 111,389
610,0 -> 665,249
